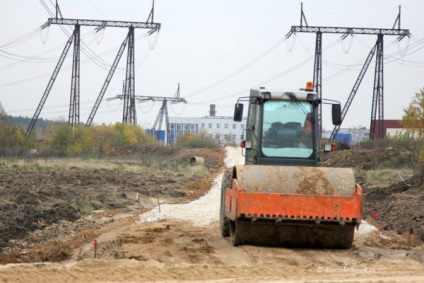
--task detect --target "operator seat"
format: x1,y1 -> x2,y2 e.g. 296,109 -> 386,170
276,122 -> 301,148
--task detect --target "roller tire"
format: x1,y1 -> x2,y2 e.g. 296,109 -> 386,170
220,169 -> 231,238
230,220 -> 243,246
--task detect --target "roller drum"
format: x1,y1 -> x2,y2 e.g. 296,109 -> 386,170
234,165 -> 356,196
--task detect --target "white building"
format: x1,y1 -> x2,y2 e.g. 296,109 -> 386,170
168,105 -> 247,146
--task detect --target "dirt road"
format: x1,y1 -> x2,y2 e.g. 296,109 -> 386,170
1,218 -> 424,283
1,147 -> 424,282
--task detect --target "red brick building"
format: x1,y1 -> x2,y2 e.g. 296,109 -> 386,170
372,119 -> 403,139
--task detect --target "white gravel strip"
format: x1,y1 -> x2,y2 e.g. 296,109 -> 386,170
138,147 -> 245,226
355,220 -> 378,234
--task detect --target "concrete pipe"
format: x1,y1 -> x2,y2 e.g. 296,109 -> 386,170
190,156 -> 204,166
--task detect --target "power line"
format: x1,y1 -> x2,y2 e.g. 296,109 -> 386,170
0,49 -> 58,63
188,34 -> 424,108
323,36 -> 424,82
184,37 -> 287,98
0,28 -> 42,50
188,37 -> 353,106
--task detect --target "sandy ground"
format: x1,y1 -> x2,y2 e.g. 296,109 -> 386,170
1,219 -> 424,283
1,148 -> 424,283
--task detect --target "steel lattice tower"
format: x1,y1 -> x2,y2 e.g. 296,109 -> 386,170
69,24 -> 80,127
26,2 -> 161,137
108,84 -> 187,145
289,4 -> 409,140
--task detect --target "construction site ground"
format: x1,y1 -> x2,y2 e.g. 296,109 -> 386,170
1,146 -> 424,283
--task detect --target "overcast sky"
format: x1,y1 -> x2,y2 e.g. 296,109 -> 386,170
0,0 -> 423,131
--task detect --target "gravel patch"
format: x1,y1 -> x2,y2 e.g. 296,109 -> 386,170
138,147 -> 245,226
355,220 -> 378,234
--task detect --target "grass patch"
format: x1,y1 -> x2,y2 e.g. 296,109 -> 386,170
0,157 -> 209,179
70,197 -> 104,215
185,164 -> 208,178
0,158 -> 148,173
0,199 -> 15,207
143,160 -> 209,178
365,168 -> 413,186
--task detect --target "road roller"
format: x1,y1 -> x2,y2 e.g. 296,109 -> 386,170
220,83 -> 362,248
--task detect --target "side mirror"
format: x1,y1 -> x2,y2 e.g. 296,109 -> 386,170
332,104 -> 342,126
234,103 -> 244,122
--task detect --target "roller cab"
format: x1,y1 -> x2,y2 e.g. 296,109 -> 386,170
220,85 -> 362,248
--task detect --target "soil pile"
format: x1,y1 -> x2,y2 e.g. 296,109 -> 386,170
323,147 -> 424,241
322,147 -> 412,170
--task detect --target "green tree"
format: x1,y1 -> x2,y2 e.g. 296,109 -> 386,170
175,132 -> 219,148
403,88 -> 424,138
0,103 -> 27,149
43,122 -> 154,156
46,123 -> 73,155
94,124 -> 113,155
111,123 -> 153,147
0,102 -> 5,143
0,102 -> 5,117
402,88 -> 424,178
67,125 -> 96,156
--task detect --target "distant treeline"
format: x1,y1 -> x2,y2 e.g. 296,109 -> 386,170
5,115 -> 52,131
0,114 -> 155,157
0,113 -> 224,157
